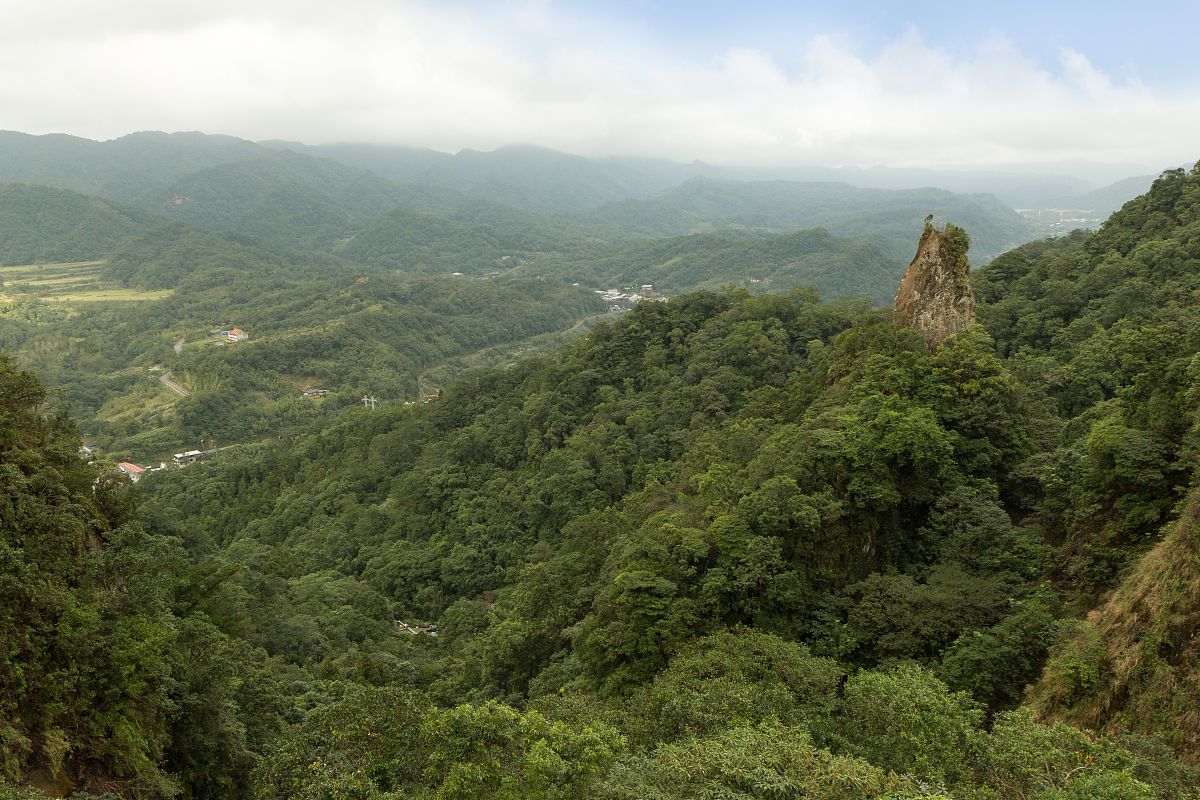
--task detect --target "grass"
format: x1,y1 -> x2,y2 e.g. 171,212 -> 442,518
0,260 -> 104,275
0,261 -> 170,305
45,288 -> 173,302
1029,488 -> 1200,761
6,274 -> 100,287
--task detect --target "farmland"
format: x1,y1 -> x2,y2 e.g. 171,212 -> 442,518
0,260 -> 172,304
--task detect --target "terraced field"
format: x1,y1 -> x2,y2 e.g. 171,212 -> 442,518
0,260 -> 171,303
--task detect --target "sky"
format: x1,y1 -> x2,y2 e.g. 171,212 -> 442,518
1,0 -> 1197,174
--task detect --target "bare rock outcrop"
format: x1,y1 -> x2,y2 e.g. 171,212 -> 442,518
893,216 -> 976,348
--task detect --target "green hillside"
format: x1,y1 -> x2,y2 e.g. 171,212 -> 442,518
585,177 -> 1034,263
0,223 -> 605,462
529,226 -> 904,302
0,183 -> 149,265
4,136 -> 1200,798
262,141 -> 709,212
160,150 -> 468,248
0,130 -> 260,205
0,164 -> 1175,797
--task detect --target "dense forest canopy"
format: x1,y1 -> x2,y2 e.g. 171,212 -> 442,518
0,131 -> 1063,468
3,161 -> 1200,798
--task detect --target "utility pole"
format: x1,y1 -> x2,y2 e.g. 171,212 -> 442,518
362,396 -> 378,410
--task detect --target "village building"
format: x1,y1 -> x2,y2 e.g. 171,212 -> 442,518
173,449 -> 207,467
302,388 -> 329,398
395,620 -> 439,636
228,327 -> 248,343
117,462 -> 145,482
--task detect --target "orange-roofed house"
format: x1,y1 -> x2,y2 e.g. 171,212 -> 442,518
117,462 -> 145,483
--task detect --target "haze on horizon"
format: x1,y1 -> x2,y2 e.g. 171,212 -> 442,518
2,0 -> 1198,180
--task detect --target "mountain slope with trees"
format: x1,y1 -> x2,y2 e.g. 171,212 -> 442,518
4,141 -> 1200,798
0,184 -> 149,265
583,177 -> 1034,263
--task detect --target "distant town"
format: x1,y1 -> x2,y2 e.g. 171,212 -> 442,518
595,284 -> 669,312
1015,207 -> 1106,234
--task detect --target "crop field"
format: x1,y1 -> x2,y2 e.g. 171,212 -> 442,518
0,260 -> 171,303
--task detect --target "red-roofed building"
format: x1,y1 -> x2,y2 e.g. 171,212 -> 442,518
117,462 -> 145,483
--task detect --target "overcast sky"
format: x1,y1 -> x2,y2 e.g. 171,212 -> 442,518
2,0 -> 1197,173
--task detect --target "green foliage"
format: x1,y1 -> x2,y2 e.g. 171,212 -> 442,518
528,227 -> 907,303
7,140 -> 1200,798
636,629 -> 843,743
831,665 -> 983,786
976,165 -> 1200,590
599,722 -> 934,800
254,688 -> 622,800
0,356 -> 282,797
0,184 -> 146,265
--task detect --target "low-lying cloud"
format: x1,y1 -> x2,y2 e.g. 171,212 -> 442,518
1,1 -> 1194,171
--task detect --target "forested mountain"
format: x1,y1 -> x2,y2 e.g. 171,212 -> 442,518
0,354 -> 285,799
158,150 -> 472,248
1,222 -> 605,461
0,184 -> 149,265
260,141 -> 715,213
0,131 -> 1038,256
1042,173 -> 1158,217
5,165 -> 1197,798
262,138 -> 1148,211
0,131 -> 260,205
584,177 -> 1034,262
4,131 -> 1199,798
531,227 -> 903,302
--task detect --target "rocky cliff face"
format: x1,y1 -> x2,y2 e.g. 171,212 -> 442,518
893,216 -> 976,347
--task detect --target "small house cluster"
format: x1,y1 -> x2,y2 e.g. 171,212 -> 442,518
302,388 -> 329,398
86,445 -> 214,484
595,285 -> 668,312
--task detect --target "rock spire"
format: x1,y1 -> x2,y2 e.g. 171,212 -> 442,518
893,215 -> 976,348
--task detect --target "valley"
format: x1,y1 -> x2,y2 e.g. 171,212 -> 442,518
1,129 -> 1196,800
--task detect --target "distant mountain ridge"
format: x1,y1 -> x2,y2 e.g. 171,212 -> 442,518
1,129 -> 1157,217
0,128 -> 1159,304
582,177 -> 1033,263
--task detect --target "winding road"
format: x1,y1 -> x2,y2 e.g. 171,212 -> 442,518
159,371 -> 190,397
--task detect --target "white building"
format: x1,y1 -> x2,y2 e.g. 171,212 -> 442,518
117,462 -> 145,482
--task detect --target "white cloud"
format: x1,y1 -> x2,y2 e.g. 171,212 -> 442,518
0,1 -> 1194,171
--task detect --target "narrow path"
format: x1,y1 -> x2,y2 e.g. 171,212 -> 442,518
159,371 -> 190,397
561,309 -> 622,336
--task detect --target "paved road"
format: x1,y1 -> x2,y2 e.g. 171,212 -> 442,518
159,371 -> 190,397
